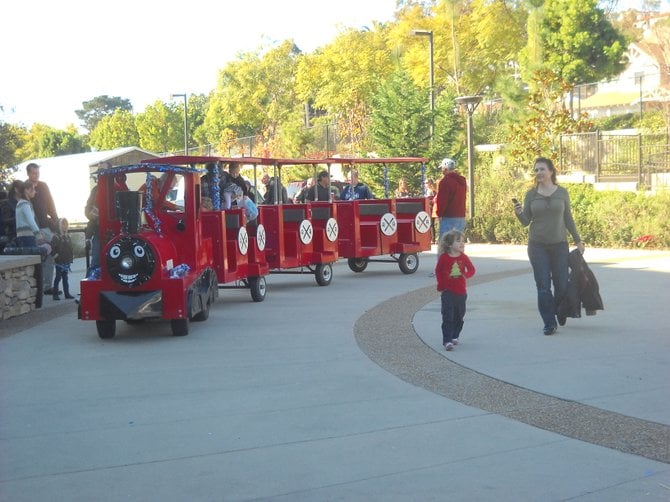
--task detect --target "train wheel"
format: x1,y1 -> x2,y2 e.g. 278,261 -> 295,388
96,320 -> 116,339
249,276 -> 267,302
171,319 -> 189,336
399,253 -> 419,274
315,263 -> 333,286
348,257 -> 368,273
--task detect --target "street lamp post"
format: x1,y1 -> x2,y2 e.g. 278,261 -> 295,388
411,29 -> 434,141
455,95 -> 482,220
634,72 -> 644,121
170,93 -> 188,155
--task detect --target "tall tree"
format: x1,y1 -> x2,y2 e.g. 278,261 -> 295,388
0,121 -> 27,180
541,0 -> 627,85
370,68 -> 432,157
135,101 -> 183,154
89,109 -> 140,150
296,25 -> 395,155
13,124 -> 89,160
204,41 -> 302,155
458,0 -> 527,95
507,69 -> 593,167
36,126 -> 89,157
76,95 -> 133,132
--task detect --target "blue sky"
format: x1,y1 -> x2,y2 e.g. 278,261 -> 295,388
1,0 -> 665,131
0,0 -> 397,130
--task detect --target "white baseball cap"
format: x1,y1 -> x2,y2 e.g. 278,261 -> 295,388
440,158 -> 456,170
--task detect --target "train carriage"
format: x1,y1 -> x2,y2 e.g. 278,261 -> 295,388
79,154 -> 432,339
142,156 -> 271,301
327,157 -> 432,274
255,157 -> 339,286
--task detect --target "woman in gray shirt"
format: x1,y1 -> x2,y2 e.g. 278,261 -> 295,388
514,157 -> 585,335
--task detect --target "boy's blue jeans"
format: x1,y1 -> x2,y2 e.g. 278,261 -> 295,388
441,289 -> 467,344
527,240 -> 569,331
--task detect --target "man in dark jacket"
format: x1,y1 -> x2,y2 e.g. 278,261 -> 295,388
26,163 -> 59,294
435,158 -> 467,237
304,170 -> 334,201
261,173 -> 288,204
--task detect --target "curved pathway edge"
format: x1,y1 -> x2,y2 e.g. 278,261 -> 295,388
354,268 -> 670,464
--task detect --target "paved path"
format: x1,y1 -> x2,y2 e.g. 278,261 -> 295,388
1,245 -> 669,501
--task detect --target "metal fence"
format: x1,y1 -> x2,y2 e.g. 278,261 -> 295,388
559,132 -> 670,189
165,123 -> 349,159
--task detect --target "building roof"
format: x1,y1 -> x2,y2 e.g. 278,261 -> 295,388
12,147 -> 159,225
579,91 -> 640,108
14,146 -> 157,171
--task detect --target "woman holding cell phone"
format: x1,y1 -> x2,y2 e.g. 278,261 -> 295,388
514,157 -> 585,336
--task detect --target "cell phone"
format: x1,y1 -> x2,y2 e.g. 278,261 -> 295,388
512,198 -> 520,205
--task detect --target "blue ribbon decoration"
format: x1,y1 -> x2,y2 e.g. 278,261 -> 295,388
169,263 -> 191,278
144,173 -> 162,235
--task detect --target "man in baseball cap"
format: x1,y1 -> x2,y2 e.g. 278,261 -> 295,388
435,158 -> 467,237
439,158 -> 456,171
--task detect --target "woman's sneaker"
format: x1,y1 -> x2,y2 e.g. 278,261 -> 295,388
452,339 -> 459,345
543,326 -> 557,336
444,342 -> 454,351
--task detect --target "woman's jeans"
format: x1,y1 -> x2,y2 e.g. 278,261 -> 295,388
527,240 -> 569,330
16,236 -> 37,248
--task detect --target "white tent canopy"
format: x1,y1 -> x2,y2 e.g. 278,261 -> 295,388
14,147 -> 158,225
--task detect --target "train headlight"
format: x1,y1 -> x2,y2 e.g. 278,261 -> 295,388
106,237 -> 156,287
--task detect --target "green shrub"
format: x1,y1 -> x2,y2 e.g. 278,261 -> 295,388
468,157 -> 669,249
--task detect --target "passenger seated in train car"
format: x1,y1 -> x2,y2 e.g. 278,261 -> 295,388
200,162 -> 220,210
293,177 -> 314,203
340,170 -> 375,200
221,176 -> 243,210
304,170 -> 336,202
227,162 -> 249,198
395,178 -> 412,198
140,172 -> 180,212
260,173 -> 289,204
114,173 -> 129,191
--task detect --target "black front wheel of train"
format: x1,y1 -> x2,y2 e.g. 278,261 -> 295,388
171,319 -> 189,336
96,320 -> 116,339
192,300 -> 210,322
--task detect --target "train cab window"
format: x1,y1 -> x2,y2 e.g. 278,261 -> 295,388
165,174 -> 185,211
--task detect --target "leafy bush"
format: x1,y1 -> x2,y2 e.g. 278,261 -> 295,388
468,157 -> 670,249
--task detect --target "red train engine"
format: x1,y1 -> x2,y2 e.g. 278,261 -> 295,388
79,163 -> 218,338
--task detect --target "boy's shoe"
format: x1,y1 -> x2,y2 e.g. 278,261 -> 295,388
64,294 -> 75,299
53,294 -> 61,301
452,339 -> 459,345
444,342 -> 454,351
543,326 -> 557,336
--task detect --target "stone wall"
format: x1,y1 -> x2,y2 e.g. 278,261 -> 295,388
0,255 -> 41,320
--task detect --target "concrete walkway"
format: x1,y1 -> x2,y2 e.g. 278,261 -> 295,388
1,245 -> 669,501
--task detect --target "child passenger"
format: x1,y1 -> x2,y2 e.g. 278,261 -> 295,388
435,230 -> 476,351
